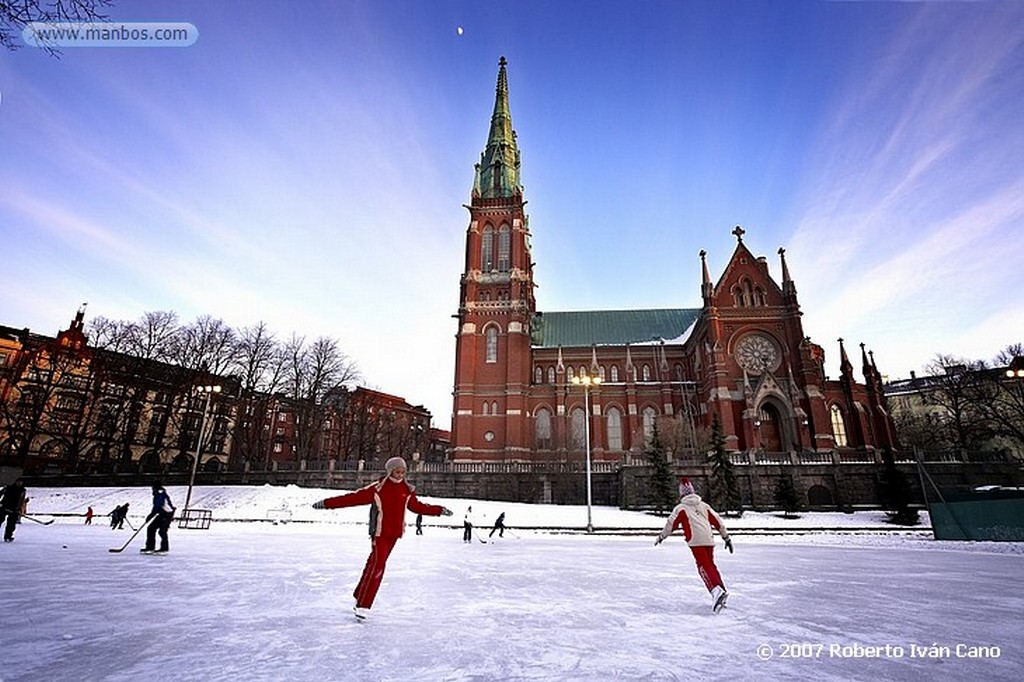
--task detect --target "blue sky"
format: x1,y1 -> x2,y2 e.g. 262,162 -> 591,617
2,1 -> 1022,429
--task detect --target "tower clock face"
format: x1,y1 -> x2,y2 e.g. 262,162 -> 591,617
735,334 -> 778,373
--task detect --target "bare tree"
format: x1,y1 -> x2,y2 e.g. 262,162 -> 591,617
920,354 -> 992,450
282,335 -> 360,463
227,322 -> 287,470
2,0 -> 114,55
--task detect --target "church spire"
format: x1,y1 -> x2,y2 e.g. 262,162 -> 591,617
778,247 -> 797,302
700,249 -> 713,304
838,337 -> 854,378
474,56 -> 522,199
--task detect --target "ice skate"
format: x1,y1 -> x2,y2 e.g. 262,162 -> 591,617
711,586 -> 729,613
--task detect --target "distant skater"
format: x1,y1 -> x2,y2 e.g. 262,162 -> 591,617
463,506 -> 474,543
655,478 -> 733,613
312,457 -> 452,620
85,506 -> 94,525
110,503 -> 130,530
415,513 -> 423,535
1,478 -> 27,542
142,483 -> 176,553
489,512 -> 506,538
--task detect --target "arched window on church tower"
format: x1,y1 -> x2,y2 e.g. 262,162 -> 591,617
641,364 -> 651,381
485,326 -> 498,363
547,366 -> 556,384
610,365 -> 619,382
642,406 -> 658,445
492,401 -> 499,415
534,366 -> 543,384
497,224 -> 510,272
481,225 -> 495,271
567,366 -> 575,382
606,407 -> 623,451
535,408 -> 552,450
598,365 -> 606,382
754,287 -> 766,306
482,402 -> 490,416
830,404 -> 848,447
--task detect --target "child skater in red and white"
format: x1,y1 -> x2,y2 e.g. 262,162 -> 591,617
654,477 -> 733,613
312,457 -> 453,620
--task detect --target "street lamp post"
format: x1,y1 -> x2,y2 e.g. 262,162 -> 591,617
571,372 -> 601,533
184,383 -> 221,514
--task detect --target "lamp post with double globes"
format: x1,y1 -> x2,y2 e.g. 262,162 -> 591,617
184,383 -> 221,514
570,372 -> 601,533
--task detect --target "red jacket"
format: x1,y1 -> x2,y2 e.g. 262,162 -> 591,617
322,477 -> 444,538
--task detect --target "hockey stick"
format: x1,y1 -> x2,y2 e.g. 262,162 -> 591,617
473,528 -> 488,544
108,516 -> 155,553
2,508 -> 54,525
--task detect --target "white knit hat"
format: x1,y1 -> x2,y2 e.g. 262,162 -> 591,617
385,457 -> 407,474
678,477 -> 695,497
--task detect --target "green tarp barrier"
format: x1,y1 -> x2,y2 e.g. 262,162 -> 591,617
928,490 -> 1024,541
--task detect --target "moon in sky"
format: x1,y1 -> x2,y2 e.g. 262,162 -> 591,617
457,26 -> 464,35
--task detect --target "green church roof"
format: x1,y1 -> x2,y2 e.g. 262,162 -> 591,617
531,309 -> 701,348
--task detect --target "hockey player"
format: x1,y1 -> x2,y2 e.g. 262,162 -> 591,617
1,478 -> 27,542
655,477 -> 733,613
312,457 -> 453,620
142,483 -> 176,553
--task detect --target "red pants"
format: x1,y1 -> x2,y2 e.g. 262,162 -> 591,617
690,545 -> 724,592
353,535 -> 398,608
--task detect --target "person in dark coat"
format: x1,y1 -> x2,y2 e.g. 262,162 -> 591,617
142,483 -> 176,553
1,478 -> 27,542
116,503 -> 129,529
312,457 -> 452,620
489,511 -> 506,538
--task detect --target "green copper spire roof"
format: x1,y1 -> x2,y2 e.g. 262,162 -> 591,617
474,56 -> 522,199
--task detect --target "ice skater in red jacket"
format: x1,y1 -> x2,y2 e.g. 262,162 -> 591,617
654,477 -> 734,613
312,456 -> 453,620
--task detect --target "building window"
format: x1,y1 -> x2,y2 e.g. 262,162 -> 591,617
607,407 -> 623,451
547,366 -> 556,384
567,366 -> 575,382
492,401 -> 499,415
485,326 -> 498,363
570,407 -> 586,450
481,225 -> 494,271
642,406 -> 657,444
598,365 -> 606,381
610,365 -> 619,382
830,404 -> 848,447
536,408 -> 552,449
482,402 -> 490,416
273,443 -> 283,453
497,224 -> 510,272
534,366 -> 543,384
642,364 -> 651,381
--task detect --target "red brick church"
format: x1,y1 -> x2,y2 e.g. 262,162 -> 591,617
451,58 -> 896,463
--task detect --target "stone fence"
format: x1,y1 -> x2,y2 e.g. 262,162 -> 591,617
19,449 -> 1022,511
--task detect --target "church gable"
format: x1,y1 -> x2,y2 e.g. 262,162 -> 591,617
712,228 -> 785,309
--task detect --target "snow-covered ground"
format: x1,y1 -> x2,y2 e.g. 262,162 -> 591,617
2,485 -> 1022,681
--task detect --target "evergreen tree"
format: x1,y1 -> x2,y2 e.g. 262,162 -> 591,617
646,425 -> 676,513
706,414 -> 742,515
877,449 -> 920,525
774,467 -> 803,518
